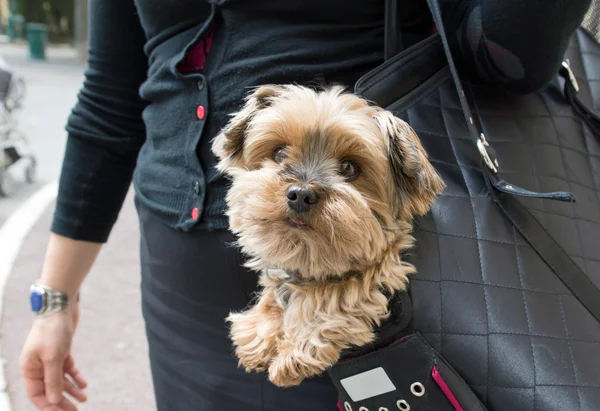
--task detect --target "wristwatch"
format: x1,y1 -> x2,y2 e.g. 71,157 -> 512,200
29,283 -> 70,316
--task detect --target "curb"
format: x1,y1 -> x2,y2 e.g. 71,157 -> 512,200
0,180 -> 59,411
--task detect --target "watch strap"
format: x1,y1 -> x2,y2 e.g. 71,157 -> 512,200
30,283 -> 70,316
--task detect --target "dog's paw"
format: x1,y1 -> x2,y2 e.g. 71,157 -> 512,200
227,311 -> 278,373
267,348 -> 326,387
267,354 -> 308,387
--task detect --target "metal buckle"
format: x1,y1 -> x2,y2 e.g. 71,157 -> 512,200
561,59 -> 579,93
477,133 -> 499,173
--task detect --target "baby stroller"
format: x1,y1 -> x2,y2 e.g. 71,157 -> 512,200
0,55 -> 36,197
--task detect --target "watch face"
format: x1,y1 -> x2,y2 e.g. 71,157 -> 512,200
29,285 -> 46,312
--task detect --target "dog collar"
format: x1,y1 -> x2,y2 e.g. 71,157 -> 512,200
283,269 -> 362,286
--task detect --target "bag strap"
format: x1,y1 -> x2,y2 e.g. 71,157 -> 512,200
559,60 -> 600,136
431,0 -> 579,201
385,0 -> 600,323
384,0 -> 402,60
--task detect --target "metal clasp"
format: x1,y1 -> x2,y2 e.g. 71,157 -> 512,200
561,59 -> 579,93
477,133 -> 499,173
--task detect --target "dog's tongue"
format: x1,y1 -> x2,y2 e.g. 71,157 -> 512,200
290,215 -> 306,226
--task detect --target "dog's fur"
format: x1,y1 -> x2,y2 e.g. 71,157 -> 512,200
211,84 -> 445,387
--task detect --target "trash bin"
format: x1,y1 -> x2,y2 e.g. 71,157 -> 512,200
26,23 -> 48,60
7,14 -> 25,41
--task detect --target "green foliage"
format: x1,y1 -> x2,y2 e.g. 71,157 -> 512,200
11,0 -> 25,14
13,0 -> 74,43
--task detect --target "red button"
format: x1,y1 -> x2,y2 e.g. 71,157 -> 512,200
191,207 -> 199,220
196,105 -> 206,120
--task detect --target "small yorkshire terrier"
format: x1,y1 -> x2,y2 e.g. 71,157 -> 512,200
211,84 -> 445,387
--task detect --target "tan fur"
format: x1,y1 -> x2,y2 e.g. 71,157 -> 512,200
212,84 -> 446,387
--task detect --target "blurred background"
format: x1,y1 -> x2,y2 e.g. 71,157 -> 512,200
0,1 -> 154,410
0,0 -> 87,213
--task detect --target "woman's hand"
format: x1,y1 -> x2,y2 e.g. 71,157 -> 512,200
19,302 -> 87,411
18,234 -> 101,409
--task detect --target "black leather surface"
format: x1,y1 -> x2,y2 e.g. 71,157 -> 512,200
364,28 -> 600,411
355,33 -> 447,109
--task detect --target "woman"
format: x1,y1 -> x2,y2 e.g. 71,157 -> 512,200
19,0 -> 591,410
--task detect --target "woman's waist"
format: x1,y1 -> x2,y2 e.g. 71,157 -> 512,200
133,142 -> 230,233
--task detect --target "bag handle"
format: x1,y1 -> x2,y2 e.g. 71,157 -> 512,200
385,0 -> 600,323
560,60 -> 600,135
432,0 -> 577,201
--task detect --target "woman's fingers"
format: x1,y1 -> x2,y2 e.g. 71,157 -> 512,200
29,374 -> 86,411
64,374 -> 87,403
64,355 -> 87,389
48,395 -> 78,411
42,356 -> 64,405
30,392 -> 56,410
21,357 -> 46,403
68,367 -> 88,390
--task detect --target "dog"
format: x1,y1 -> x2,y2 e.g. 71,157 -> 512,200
211,84 -> 445,387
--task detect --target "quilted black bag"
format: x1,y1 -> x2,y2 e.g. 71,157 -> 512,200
328,1 -> 600,410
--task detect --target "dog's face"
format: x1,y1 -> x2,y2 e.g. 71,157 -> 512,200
212,85 -> 445,279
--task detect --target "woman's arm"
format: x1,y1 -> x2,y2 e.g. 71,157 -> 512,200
39,234 -> 101,302
51,0 -> 149,244
441,0 -> 592,94
20,1 -> 149,409
43,0 -> 150,299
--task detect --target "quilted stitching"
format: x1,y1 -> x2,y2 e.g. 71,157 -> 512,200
401,28 -> 600,411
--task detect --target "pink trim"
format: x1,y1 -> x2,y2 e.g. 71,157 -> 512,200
337,400 -> 344,411
177,24 -> 215,73
395,335 -> 410,343
432,366 -> 464,411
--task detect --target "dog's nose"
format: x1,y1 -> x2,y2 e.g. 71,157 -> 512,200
286,185 -> 319,212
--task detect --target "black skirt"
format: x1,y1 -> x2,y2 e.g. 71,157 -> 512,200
137,201 -> 338,410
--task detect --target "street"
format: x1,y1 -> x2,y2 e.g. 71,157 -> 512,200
0,41 -> 155,410
0,41 -> 83,226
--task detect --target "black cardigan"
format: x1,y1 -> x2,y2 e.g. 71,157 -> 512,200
51,0 -> 590,243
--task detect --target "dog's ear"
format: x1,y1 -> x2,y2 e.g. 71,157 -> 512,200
373,110 -> 446,216
211,85 -> 282,172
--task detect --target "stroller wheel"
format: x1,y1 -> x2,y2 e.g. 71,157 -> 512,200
0,167 -> 13,197
25,161 -> 36,184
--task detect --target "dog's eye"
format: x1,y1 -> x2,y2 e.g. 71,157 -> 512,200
339,159 -> 360,180
272,146 -> 287,164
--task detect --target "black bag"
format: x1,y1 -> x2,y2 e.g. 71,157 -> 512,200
329,1 -> 600,410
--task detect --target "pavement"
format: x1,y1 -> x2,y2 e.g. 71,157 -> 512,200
0,40 -> 83,227
0,42 -> 155,410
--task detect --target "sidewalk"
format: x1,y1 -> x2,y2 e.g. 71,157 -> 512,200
1,190 -> 155,411
0,41 -> 84,226
0,40 -> 156,410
